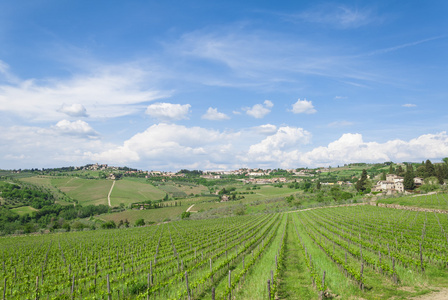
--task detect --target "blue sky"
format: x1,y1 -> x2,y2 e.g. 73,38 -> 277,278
1,0 -> 448,171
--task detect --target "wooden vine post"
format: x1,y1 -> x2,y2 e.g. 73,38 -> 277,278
267,279 -> 271,300
228,270 -> 232,300
107,274 -> 111,300
419,242 -> 424,272
185,271 -> 191,300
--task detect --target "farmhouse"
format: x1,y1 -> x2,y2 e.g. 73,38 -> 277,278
372,174 -> 404,194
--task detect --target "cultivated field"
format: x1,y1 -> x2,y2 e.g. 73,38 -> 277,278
1,205 -> 448,299
51,177 -> 113,206
110,179 -> 167,207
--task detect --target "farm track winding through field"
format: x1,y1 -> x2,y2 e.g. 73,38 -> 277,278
107,180 -> 115,207
186,204 -> 195,212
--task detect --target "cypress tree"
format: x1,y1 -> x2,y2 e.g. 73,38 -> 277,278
356,169 -> 368,192
404,165 -> 415,190
425,159 -> 435,177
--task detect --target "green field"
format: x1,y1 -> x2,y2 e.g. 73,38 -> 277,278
51,177 -> 113,206
377,192 -> 448,210
1,206 -> 448,299
19,176 -> 74,205
100,205 -> 188,223
110,179 -> 167,206
10,205 -> 38,215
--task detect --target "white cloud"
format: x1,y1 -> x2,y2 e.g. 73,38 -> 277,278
0,65 -> 170,122
297,4 -> 374,29
244,100 -> 274,118
252,124 -> 278,135
202,107 -> 230,121
334,96 -> 347,100
248,126 -> 312,156
57,103 -> 88,117
0,124 -> 111,169
88,123 -> 240,169
145,103 -> 191,122
300,132 -> 448,166
291,98 -> 317,114
53,120 -> 98,138
402,103 -> 417,107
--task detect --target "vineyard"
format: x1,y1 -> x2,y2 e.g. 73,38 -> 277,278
1,205 -> 448,299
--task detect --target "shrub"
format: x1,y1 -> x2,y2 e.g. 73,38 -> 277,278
135,218 -> 145,227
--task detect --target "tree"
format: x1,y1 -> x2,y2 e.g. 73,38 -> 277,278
388,165 -> 394,174
356,169 -> 368,192
101,221 -> 116,229
181,212 -> 191,219
135,219 -> 145,227
425,159 -> 435,177
435,165 -> 445,185
316,181 -> 321,190
416,165 -> 426,178
443,157 -> 448,165
396,165 -> 405,177
380,171 -> 386,181
404,166 -> 415,190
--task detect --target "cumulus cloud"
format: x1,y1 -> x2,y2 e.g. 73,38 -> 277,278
248,126 -> 311,156
57,103 -> 88,117
202,107 -> 230,121
244,100 -> 274,118
402,103 -> 417,107
53,120 -> 98,138
300,132 -> 448,166
291,98 -> 317,114
0,65 -> 170,122
88,123 -> 240,169
0,124 -> 111,169
145,103 -> 191,122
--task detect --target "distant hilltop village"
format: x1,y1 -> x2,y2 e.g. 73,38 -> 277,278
8,160 -> 447,196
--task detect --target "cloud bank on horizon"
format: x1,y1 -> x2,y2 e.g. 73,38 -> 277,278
0,1 -> 447,170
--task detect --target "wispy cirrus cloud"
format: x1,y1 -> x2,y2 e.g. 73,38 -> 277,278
0,62 -> 170,122
402,103 -> 417,108
173,26 -> 388,88
293,4 -> 376,29
364,36 -> 446,57
328,120 -> 354,128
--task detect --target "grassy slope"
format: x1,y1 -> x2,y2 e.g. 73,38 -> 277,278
51,177 -> 112,206
110,178 -> 166,206
19,176 -> 73,205
10,206 -> 38,215
377,193 -> 448,210
99,206 -> 187,223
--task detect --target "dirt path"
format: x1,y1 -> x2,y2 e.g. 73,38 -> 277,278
186,204 -> 195,212
108,180 -> 115,207
411,288 -> 448,300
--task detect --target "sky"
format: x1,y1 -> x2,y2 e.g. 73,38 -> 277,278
1,0 -> 448,171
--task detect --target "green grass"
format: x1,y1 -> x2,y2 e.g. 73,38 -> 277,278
18,176 -> 74,205
10,206 -> 38,215
277,216 -> 317,299
100,205 -> 188,224
233,214 -> 287,299
377,192 -> 448,210
110,178 -> 166,206
51,177 -> 113,206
